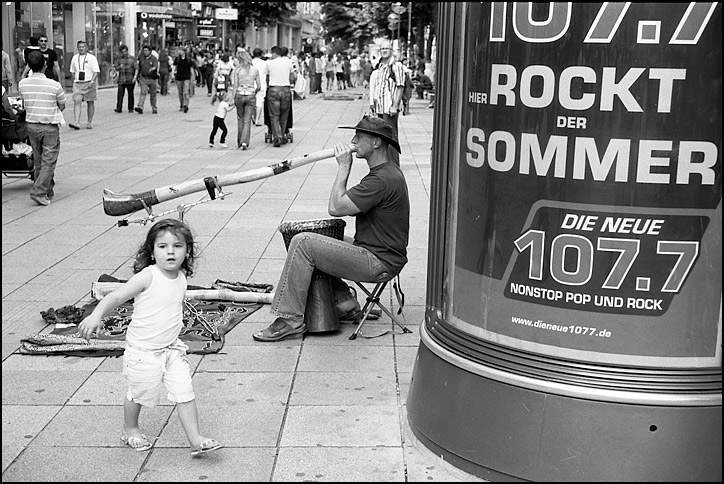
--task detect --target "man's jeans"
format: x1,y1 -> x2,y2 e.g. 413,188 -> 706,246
159,70 -> 169,95
266,86 -> 291,142
137,76 -> 157,110
26,123 -> 60,199
116,82 -> 134,111
176,79 -> 190,108
272,233 -> 391,321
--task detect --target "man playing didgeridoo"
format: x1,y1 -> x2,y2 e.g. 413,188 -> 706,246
253,115 -> 410,341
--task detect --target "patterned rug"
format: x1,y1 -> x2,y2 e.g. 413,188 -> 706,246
18,275 -> 273,357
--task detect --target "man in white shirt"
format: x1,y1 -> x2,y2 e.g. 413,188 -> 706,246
251,48 -> 268,126
265,46 -> 296,147
69,40 -> 100,129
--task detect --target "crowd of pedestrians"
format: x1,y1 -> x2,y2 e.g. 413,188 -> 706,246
7,38 -> 433,207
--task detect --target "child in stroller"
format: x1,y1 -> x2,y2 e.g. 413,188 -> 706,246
1,90 -> 33,179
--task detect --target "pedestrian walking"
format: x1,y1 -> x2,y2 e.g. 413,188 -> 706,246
211,53 -> 233,104
350,54 -> 361,88
68,40 -> 100,129
335,54 -> 345,90
343,54 -> 352,88
370,40 -> 405,165
113,45 -> 135,113
314,52 -> 324,93
202,50 -> 215,97
18,50 -> 66,207
266,46 -> 295,147
158,48 -> 170,96
307,51 -> 318,94
208,91 -> 233,148
173,48 -> 192,113
230,49 -> 260,150
22,35 -> 61,83
360,54 -> 371,88
2,44 -> 14,93
134,45 -> 159,114
325,54 -> 335,91
78,219 -> 224,457
251,48 -> 268,126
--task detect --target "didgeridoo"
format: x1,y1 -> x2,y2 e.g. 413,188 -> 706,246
103,144 -> 356,216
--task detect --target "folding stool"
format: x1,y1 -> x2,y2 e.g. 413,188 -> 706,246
348,278 -> 412,340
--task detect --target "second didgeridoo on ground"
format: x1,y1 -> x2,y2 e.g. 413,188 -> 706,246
103,144 -> 356,216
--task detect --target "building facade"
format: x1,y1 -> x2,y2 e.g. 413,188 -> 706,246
2,2 -> 323,93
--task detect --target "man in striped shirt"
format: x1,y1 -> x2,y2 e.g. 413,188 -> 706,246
371,40 -> 405,165
18,50 -> 66,207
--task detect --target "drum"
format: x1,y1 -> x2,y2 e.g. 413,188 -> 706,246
278,218 -> 346,249
278,218 -> 347,333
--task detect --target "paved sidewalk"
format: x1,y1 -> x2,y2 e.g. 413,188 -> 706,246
2,85 -> 483,481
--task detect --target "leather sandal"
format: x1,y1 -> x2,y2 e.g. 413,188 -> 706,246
252,318 -> 306,342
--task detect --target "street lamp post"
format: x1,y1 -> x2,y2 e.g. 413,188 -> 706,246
387,12 -> 399,45
391,2 -> 406,57
407,2 -> 412,61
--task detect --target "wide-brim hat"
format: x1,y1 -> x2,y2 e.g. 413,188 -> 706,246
340,116 -> 401,154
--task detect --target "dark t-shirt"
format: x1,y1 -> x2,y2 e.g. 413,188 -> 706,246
158,52 -> 170,73
347,162 -> 410,276
174,56 -> 193,81
25,47 -> 58,80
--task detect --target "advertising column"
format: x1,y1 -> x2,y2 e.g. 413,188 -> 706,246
407,3 -> 721,481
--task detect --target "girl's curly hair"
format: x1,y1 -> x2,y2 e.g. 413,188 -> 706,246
133,219 -> 197,277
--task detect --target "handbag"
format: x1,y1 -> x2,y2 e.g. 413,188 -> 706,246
109,67 -> 118,84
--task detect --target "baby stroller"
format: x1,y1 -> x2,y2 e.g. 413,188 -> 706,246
263,94 -> 293,144
2,96 -> 33,180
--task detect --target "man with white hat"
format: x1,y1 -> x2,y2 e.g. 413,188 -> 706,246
253,116 -> 409,342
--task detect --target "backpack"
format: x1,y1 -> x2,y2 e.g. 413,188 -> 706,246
390,63 -> 415,105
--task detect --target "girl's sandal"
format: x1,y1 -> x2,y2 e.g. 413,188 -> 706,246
190,438 -> 224,457
121,434 -> 153,452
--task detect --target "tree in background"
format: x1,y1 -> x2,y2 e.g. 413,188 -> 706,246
229,2 -> 297,28
410,3 -> 437,61
321,2 -> 374,55
321,2 -> 437,60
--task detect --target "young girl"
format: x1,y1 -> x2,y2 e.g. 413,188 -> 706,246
78,219 -> 223,457
208,90 -> 234,148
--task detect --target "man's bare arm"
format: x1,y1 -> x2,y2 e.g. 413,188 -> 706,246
328,143 -> 361,217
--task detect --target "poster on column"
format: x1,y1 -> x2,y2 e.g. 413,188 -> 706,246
450,2 -> 721,367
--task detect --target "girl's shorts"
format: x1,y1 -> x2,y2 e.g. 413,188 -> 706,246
122,340 -> 195,407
